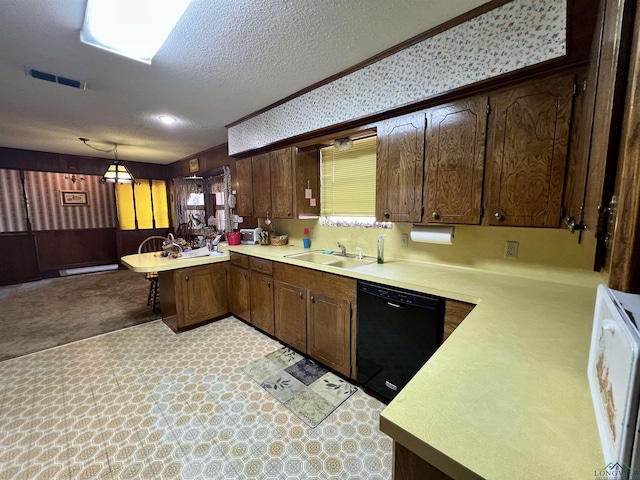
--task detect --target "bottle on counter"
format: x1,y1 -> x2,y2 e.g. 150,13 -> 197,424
377,234 -> 385,264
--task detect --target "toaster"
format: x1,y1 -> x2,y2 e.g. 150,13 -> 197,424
240,227 -> 263,244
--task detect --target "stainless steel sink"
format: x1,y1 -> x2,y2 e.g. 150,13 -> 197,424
285,250 -> 376,269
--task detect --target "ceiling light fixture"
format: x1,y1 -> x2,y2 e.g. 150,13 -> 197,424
80,0 -> 193,64
333,138 -> 353,152
159,115 -> 177,124
100,144 -> 135,184
79,138 -> 135,184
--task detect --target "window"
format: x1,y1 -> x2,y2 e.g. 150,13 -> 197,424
320,136 -> 377,217
115,179 -> 169,230
173,171 -> 229,233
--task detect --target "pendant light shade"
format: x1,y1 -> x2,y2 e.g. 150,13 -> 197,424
101,161 -> 134,183
100,143 -> 134,183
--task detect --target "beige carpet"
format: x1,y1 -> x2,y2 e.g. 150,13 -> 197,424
0,269 -> 161,361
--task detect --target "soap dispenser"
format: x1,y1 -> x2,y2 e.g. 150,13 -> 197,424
377,234 -> 385,264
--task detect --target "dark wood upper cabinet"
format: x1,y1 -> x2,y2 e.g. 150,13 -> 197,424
270,147 -> 294,218
235,158 -> 253,218
251,153 -> 271,218
294,146 -> 321,218
484,74 -> 574,227
424,97 -> 488,225
376,112 -> 425,223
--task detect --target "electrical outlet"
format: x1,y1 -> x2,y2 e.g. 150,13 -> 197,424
504,241 -> 519,259
400,234 -> 408,247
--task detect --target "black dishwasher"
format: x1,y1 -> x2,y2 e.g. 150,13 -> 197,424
356,280 -> 444,401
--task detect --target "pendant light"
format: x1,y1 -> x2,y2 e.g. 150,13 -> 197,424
78,138 -> 135,184
100,144 -> 134,183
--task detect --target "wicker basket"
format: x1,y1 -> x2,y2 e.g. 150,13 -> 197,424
270,235 -> 288,246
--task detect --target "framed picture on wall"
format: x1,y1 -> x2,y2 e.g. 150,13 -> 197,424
60,190 -> 89,206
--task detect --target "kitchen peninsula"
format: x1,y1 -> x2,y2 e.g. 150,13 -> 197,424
121,251 -> 230,332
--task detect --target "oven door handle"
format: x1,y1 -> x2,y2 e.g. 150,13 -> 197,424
386,301 -> 403,309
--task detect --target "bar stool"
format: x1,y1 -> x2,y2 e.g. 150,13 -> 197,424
138,236 -> 167,313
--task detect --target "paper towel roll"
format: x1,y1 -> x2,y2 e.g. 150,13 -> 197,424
410,225 -> 455,245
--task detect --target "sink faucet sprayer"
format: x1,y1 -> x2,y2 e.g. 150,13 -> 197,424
337,242 -> 347,256
356,247 -> 363,260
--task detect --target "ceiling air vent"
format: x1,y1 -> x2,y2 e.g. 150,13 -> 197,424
25,67 -> 87,90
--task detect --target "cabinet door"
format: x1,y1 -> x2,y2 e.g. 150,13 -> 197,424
250,272 -> 274,335
274,280 -> 307,353
235,158 -> 253,217
424,97 -> 488,225
376,111 -> 425,222
270,148 -> 294,218
485,75 -> 574,227
252,153 -> 271,218
230,265 -> 250,322
307,292 -> 351,377
175,264 -> 228,328
295,146 -> 321,217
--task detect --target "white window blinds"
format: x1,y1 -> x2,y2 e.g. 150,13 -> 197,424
320,136 -> 377,216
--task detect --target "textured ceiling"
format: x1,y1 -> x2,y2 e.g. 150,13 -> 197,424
0,0 -> 489,164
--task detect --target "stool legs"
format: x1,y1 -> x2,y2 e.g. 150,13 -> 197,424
147,277 -> 160,313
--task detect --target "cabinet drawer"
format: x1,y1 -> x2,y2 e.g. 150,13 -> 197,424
250,257 -> 273,275
230,252 -> 249,268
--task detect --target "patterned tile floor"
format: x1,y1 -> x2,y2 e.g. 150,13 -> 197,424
0,317 -> 392,479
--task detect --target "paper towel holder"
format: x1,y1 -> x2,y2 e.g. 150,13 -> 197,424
410,225 -> 455,245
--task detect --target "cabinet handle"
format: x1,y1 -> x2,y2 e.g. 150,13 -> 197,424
185,275 -> 189,282
311,295 -> 315,303
431,211 -> 439,219
258,265 -> 263,269
494,212 -> 503,221
267,281 -> 271,287
384,212 -> 390,219
243,273 -> 247,279
299,291 -> 303,299
287,211 -> 291,216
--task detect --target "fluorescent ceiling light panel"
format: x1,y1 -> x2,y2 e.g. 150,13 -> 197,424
81,0 -> 192,64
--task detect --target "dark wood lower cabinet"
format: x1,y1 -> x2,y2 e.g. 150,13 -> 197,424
443,299 -> 475,341
394,443 -> 454,480
250,272 -> 274,335
230,265 -> 251,322
307,292 -> 351,377
274,280 -> 308,353
160,262 -> 229,332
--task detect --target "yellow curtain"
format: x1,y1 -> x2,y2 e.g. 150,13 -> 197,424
115,179 -> 169,230
115,183 -> 135,229
152,180 -> 169,228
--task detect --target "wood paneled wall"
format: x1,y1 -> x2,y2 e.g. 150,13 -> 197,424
0,234 -> 39,285
0,147 -> 168,179
34,229 -> 117,270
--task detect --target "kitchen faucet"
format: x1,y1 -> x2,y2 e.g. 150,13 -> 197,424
337,241 -> 347,256
356,247 -> 363,260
